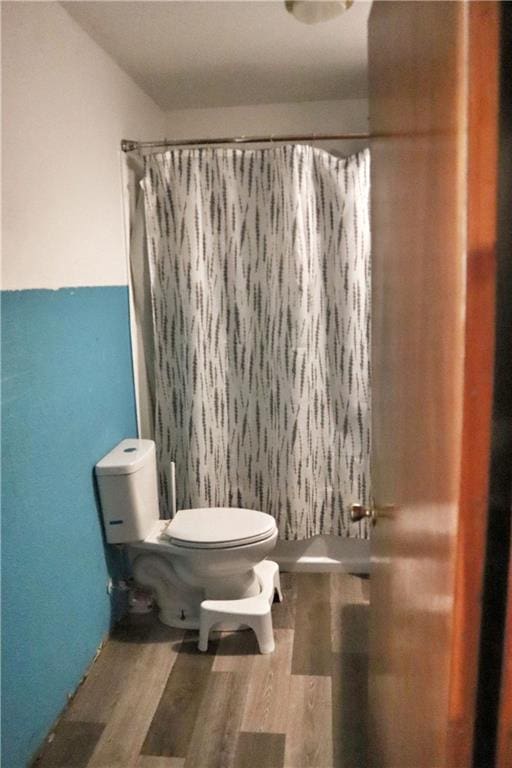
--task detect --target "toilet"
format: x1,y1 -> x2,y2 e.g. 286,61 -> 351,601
95,438 -> 278,629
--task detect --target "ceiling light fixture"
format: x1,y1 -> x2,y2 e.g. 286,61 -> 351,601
285,1 -> 354,25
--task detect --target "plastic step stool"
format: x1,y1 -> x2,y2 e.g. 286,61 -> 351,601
198,560 -> 282,654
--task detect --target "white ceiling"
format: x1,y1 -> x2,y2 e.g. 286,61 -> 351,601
61,1 -> 371,110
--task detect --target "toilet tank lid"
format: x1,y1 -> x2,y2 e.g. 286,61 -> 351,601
95,439 -> 155,476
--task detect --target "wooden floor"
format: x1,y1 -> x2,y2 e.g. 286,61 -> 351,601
34,573 -> 369,768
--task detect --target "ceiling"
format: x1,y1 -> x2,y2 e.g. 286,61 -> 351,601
61,1 -> 371,110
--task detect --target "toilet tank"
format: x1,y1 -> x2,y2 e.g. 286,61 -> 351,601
95,439 -> 160,544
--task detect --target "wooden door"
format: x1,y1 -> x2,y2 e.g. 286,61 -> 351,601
368,3 -> 499,767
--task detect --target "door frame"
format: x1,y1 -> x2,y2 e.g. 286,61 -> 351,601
447,3 -> 500,765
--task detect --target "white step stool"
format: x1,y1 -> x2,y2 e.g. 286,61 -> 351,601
198,560 -> 283,654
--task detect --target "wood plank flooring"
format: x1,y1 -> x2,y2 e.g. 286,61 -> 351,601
33,573 -> 369,768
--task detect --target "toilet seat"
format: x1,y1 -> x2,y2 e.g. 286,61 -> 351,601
162,507 -> 277,550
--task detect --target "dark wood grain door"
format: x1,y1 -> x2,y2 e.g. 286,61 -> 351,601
367,3 -> 499,767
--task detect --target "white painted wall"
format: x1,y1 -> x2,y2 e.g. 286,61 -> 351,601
2,2 -> 166,291
163,98 -> 369,155
2,0 -> 368,293
164,98 -> 368,137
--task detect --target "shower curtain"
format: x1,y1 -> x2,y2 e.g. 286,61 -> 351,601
142,145 -> 370,539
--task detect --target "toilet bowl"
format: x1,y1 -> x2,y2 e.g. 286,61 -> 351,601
95,439 -> 278,629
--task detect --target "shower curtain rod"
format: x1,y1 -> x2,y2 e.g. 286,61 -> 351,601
121,132 -> 370,152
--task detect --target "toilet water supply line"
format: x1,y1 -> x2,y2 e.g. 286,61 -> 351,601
169,461 -> 176,519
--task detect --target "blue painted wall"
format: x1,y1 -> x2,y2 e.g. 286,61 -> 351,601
1,287 -> 137,768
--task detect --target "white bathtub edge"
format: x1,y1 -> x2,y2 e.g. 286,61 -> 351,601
272,535 -> 371,574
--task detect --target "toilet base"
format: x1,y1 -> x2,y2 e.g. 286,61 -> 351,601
158,611 -> 201,630
129,524 -> 278,631
131,550 -> 268,630
156,566 -> 279,634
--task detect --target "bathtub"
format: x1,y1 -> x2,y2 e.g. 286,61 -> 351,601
272,535 -> 370,574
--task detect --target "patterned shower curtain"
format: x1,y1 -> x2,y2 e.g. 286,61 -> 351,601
142,145 -> 370,539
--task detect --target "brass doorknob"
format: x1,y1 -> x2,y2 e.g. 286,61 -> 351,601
350,501 -> 395,524
350,502 -> 376,523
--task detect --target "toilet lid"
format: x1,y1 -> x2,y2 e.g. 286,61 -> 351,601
164,507 -> 276,549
